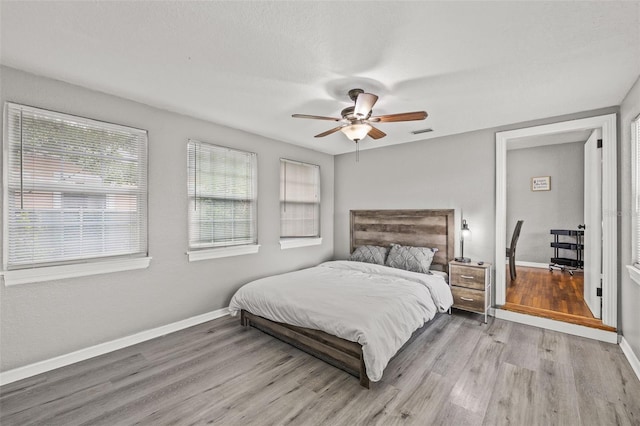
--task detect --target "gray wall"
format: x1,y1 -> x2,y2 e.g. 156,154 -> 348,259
619,75 -> 640,362
334,129 -> 495,263
507,142 -> 585,264
334,107 -> 618,301
0,66 -> 334,372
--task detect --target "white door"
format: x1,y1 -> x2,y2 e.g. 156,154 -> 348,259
583,129 -> 602,318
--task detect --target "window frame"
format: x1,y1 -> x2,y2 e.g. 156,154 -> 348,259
1,102 -> 151,285
279,158 -> 322,249
629,113 -> 640,285
186,139 -> 259,262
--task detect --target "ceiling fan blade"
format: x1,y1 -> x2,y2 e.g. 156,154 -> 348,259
314,126 -> 344,138
369,111 -> 428,123
292,114 -> 342,121
368,126 -> 386,140
354,93 -> 378,118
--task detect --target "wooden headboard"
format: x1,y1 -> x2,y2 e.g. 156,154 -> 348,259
350,209 -> 455,272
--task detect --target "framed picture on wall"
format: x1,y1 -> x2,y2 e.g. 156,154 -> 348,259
531,176 -> 551,191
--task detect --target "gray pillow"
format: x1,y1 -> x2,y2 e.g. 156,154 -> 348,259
350,245 -> 389,265
385,244 -> 438,274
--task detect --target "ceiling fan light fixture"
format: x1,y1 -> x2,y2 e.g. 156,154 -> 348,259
341,123 -> 372,142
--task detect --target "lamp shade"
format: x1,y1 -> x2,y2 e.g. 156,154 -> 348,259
340,123 -> 372,141
456,219 -> 472,263
461,219 -> 471,240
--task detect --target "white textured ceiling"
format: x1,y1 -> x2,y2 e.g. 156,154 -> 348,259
1,1 -> 639,155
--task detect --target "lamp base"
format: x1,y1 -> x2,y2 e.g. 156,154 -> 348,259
454,257 -> 471,263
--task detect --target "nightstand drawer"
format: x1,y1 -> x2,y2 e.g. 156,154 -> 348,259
452,286 -> 485,313
450,266 -> 485,290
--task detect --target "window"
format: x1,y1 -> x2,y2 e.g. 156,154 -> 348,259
633,114 -> 640,267
187,140 -> 258,260
280,159 -> 321,248
2,103 -> 149,284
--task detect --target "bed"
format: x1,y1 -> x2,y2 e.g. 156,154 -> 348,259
229,209 -> 456,388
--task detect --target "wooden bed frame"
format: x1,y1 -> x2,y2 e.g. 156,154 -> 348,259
240,209 -> 456,388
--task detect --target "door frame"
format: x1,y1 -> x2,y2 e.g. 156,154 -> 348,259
583,129 -> 602,318
495,113 -> 617,328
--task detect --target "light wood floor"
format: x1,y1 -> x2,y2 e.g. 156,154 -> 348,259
1,313 -> 639,425
504,266 -> 614,331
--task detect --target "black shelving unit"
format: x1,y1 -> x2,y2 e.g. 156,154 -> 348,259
549,229 -> 584,276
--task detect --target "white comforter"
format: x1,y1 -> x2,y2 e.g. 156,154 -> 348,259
228,260 -> 453,382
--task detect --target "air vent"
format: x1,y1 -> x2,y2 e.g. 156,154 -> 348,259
411,128 -> 433,135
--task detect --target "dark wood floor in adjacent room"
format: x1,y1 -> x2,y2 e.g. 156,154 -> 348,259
1,312 -> 638,425
503,266 -> 614,331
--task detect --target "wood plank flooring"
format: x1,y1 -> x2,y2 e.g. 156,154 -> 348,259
504,266 -> 614,330
506,266 -> 592,316
1,312 -> 639,425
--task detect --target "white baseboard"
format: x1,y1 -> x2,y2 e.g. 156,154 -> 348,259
0,307 -> 230,386
494,308 -> 618,344
516,261 -> 550,269
504,259 -> 550,269
620,337 -> 640,382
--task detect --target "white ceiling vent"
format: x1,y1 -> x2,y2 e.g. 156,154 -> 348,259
411,128 -> 433,135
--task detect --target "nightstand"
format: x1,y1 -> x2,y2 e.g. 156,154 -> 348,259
448,260 -> 492,323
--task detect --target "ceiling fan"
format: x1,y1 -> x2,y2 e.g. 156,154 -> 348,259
292,88 -> 428,143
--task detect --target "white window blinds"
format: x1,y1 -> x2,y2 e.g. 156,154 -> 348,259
634,114 -> 640,266
280,159 -> 320,238
187,140 -> 257,249
3,103 -> 148,270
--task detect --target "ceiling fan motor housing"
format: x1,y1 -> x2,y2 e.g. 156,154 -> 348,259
347,88 -> 365,101
341,106 -> 366,120
342,106 -> 373,121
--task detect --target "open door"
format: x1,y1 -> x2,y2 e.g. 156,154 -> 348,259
583,129 -> 602,318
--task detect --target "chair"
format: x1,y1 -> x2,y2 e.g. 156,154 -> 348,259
506,220 -> 524,281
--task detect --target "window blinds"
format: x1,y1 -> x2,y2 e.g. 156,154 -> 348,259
280,159 -> 320,238
3,103 -> 148,270
187,140 -> 257,249
634,115 -> 640,266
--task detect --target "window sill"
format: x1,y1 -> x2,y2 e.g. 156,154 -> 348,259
1,256 -> 152,286
627,265 -> 640,287
187,244 -> 260,262
279,238 -> 322,250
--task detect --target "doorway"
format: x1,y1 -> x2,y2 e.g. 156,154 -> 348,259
494,114 -> 617,336
503,134 -> 606,327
